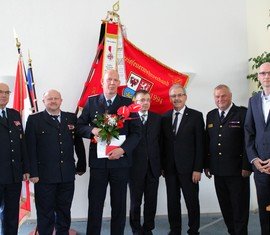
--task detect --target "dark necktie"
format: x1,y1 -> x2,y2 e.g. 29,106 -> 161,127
51,115 -> 60,124
220,111 -> 225,121
107,100 -> 112,107
141,114 -> 147,125
1,110 -> 7,125
172,112 -> 180,135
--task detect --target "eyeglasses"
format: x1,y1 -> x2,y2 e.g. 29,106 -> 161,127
258,71 -> 270,76
0,90 -> 11,95
136,98 -> 151,102
170,93 -> 186,98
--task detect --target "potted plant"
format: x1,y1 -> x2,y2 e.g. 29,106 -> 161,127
247,51 -> 270,89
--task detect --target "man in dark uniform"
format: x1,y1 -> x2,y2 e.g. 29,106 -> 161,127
77,69 -> 141,235
161,84 -> 204,235
0,82 -> 29,235
129,90 -> 161,235
205,84 -> 251,235
25,89 -> 86,235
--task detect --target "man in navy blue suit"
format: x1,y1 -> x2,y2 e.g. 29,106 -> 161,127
25,89 -> 86,235
77,69 -> 141,235
0,82 -> 29,235
245,62 -> 270,235
129,90 -> 161,235
161,84 -> 204,235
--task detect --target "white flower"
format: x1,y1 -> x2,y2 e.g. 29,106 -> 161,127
107,115 -> 117,126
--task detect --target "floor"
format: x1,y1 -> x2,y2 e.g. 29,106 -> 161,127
18,211 -> 261,235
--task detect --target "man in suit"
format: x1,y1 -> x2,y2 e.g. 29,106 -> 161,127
77,69 -> 141,235
245,62 -> 270,235
0,82 -> 29,235
204,84 -> 251,235
161,84 -> 204,235
25,89 -> 86,235
129,90 -> 161,235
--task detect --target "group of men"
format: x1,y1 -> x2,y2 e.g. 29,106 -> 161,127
1,63 -> 270,235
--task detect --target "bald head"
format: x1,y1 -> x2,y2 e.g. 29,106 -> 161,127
102,69 -> 120,99
0,83 -> 11,109
42,89 -> 62,114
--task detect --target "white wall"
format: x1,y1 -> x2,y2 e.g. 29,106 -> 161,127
0,0 -> 258,219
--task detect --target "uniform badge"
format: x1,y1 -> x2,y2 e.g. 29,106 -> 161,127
14,121 -> 21,126
208,123 -> 213,128
67,124 -> 75,130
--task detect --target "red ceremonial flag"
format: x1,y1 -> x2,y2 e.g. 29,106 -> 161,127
122,38 -> 188,113
13,54 -> 32,226
77,37 -> 188,114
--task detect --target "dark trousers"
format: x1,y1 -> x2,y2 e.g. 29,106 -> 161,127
129,166 -> 159,233
214,175 -> 250,235
86,167 -> 129,235
0,182 -> 21,235
253,170 -> 270,235
35,182 -> 75,235
165,172 -> 200,235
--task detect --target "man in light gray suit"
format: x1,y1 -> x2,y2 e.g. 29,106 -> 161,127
245,62 -> 270,235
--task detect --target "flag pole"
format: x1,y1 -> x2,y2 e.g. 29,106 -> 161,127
14,30 -> 23,116
28,50 -> 39,112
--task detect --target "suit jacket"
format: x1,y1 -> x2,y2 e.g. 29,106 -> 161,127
205,104 -> 251,176
0,108 -> 29,183
245,91 -> 270,162
161,107 -> 205,174
25,110 -> 86,183
77,94 -> 141,168
131,111 -> 161,180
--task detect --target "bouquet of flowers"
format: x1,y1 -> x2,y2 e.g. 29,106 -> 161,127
93,103 -> 141,145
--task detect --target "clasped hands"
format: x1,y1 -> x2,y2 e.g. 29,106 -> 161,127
254,158 -> 270,174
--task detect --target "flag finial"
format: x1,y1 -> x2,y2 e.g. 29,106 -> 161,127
113,1 -> 119,12
13,28 -> 21,55
28,50 -> 32,66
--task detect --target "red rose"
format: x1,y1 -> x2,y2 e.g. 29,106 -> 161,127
117,120 -> 124,128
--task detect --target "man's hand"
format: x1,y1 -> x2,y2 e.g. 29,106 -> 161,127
261,159 -> 270,174
204,168 -> 212,179
192,171 -> 201,184
30,177 -> 39,184
92,127 -> 101,137
23,173 -> 30,181
253,158 -> 268,173
242,170 -> 252,177
108,147 -> 125,160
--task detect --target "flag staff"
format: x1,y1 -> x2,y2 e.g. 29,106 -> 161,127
13,29 -> 24,115
27,50 -> 39,112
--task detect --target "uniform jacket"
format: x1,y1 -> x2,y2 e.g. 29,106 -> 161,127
77,94 -> 141,168
25,110 -> 86,183
205,104 -> 251,176
131,111 -> 161,180
161,107 -> 205,174
0,108 -> 29,183
245,91 -> 270,162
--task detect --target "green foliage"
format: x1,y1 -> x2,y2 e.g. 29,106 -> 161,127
247,51 -> 270,89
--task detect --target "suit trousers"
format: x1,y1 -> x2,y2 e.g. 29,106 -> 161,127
35,182 -> 75,235
253,170 -> 270,235
165,172 -> 200,235
214,176 -> 250,235
0,182 -> 21,235
129,165 -> 159,233
87,167 -> 129,235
